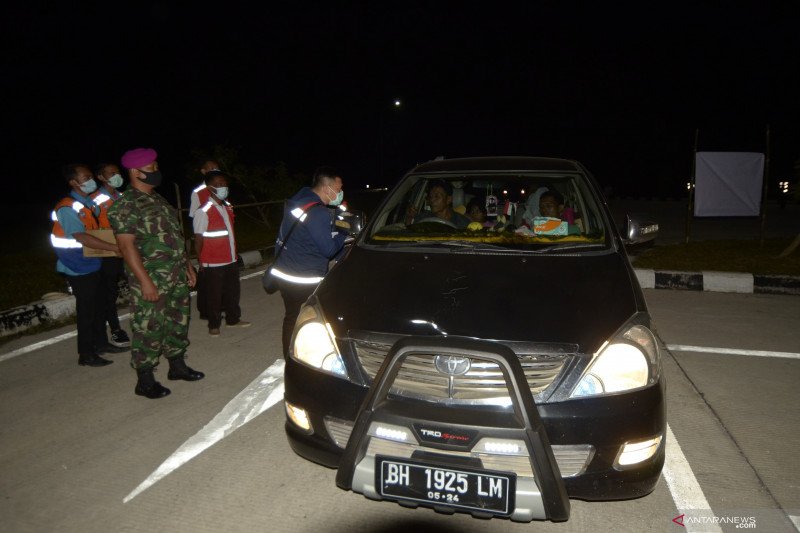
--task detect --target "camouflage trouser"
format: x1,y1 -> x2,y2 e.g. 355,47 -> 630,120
128,273 -> 190,370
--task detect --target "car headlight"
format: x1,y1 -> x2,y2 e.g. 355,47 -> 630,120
292,304 -> 348,378
570,323 -> 659,398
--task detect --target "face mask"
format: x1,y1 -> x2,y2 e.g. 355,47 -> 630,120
80,179 -> 98,194
327,185 -> 344,206
212,186 -> 229,200
107,173 -> 123,188
137,169 -> 163,187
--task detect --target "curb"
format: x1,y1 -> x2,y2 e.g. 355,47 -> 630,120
633,269 -> 800,296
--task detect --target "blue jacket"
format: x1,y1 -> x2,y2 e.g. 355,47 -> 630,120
274,187 -> 346,278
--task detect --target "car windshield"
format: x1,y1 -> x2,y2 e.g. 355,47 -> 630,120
365,171 -> 609,251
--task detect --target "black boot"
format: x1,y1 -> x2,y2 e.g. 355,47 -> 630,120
135,367 -> 171,399
78,353 -> 113,367
167,357 -> 205,381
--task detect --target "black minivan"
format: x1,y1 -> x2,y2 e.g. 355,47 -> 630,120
283,157 -> 663,522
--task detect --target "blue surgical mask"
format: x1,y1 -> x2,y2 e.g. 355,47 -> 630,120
327,185 -> 344,206
212,186 -> 229,200
108,173 -> 123,188
80,179 -> 98,194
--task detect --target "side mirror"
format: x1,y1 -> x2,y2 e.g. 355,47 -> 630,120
335,209 -> 365,236
623,213 -> 659,245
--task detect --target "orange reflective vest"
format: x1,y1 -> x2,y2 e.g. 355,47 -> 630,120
50,196 -> 101,273
89,187 -> 119,229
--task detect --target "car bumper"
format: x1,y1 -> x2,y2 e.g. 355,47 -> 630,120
284,358 -> 666,501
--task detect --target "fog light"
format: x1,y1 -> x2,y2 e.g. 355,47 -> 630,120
476,438 -> 527,456
616,435 -> 662,467
368,422 -> 412,443
285,401 -> 311,432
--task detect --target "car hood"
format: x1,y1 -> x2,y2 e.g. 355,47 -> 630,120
316,246 -> 641,353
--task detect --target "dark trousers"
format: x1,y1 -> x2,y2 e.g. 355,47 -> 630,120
98,256 -> 123,331
67,271 -> 107,357
279,280 -> 318,359
196,267 -> 208,318
200,262 -> 241,329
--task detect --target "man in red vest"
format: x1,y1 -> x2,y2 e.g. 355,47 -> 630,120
192,170 -> 250,336
189,159 -> 220,321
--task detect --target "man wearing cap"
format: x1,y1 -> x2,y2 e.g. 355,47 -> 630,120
108,148 -> 204,399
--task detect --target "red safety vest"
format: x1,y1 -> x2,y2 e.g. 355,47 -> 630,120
190,183 -> 211,217
199,200 -> 236,265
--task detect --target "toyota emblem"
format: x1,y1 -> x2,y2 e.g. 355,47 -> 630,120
433,355 -> 471,376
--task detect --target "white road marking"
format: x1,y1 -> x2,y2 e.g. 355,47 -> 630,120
1,286 -> 792,523
662,424 -> 722,532
666,344 -> 800,360
0,312 -> 130,363
0,268 -> 269,364
123,358 -> 285,503
240,269 -> 266,280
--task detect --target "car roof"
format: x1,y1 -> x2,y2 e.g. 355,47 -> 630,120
410,156 -> 583,174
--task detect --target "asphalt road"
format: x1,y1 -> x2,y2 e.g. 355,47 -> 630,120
1,270 -> 799,532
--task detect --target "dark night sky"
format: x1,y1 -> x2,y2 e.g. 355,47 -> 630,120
5,1 -> 799,204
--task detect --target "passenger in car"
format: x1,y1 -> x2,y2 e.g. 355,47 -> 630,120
539,190 -> 575,224
521,186 -> 549,228
406,179 -> 471,229
466,197 -> 494,228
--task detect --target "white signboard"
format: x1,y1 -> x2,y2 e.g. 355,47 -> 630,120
694,152 -> 764,217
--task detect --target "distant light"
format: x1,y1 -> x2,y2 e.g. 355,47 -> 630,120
394,99 -> 401,107
520,189 -> 526,194
502,190 -> 508,195
366,184 -> 370,189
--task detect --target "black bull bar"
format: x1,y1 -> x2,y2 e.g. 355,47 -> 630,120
335,336 -> 571,522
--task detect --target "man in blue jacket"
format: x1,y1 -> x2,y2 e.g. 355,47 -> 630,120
269,167 -> 347,357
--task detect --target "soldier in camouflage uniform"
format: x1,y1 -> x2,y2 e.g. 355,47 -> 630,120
108,147 -> 205,399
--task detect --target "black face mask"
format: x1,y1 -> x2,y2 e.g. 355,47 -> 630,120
138,169 -> 163,187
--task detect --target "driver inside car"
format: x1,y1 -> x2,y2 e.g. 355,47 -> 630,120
404,179 -> 471,229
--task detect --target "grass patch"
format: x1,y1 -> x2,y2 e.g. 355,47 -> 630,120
631,239 -> 800,276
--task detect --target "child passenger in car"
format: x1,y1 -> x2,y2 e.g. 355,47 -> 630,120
466,197 -> 494,228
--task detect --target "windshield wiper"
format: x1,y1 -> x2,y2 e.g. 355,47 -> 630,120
529,243 -> 607,253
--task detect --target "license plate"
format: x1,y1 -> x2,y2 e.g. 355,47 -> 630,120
376,456 -> 515,515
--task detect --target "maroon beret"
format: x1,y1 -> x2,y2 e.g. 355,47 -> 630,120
121,147 -> 158,169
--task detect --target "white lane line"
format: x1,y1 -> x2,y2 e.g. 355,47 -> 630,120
666,344 -> 800,360
0,268 -> 268,364
123,358 -> 285,503
662,424 -> 722,532
240,269 -> 266,280
790,515 -> 800,531
0,312 -> 131,363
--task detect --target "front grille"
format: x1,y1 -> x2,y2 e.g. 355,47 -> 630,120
324,417 -> 594,478
353,339 -> 568,404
